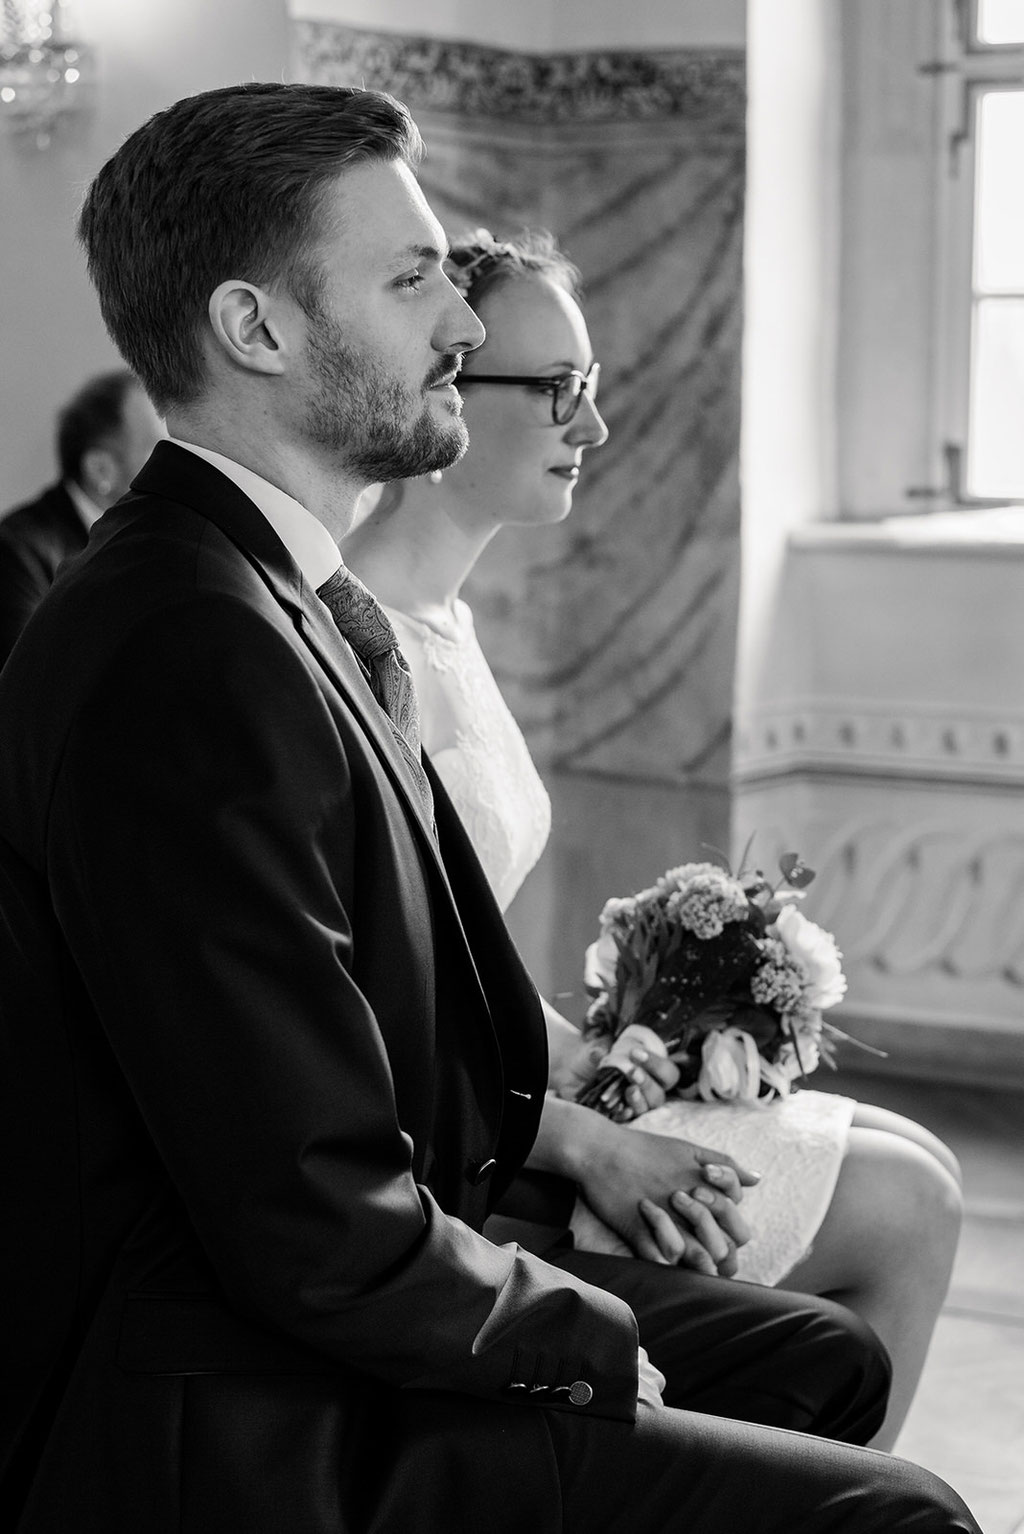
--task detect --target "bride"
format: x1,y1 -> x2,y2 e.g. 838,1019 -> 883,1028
343,229 -> 963,1451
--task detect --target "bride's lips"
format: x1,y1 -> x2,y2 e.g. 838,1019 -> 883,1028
549,465 -> 580,481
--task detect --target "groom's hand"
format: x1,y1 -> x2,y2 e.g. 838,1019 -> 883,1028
579,1126 -> 757,1276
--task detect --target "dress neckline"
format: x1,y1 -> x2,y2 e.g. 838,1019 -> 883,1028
387,599 -> 470,645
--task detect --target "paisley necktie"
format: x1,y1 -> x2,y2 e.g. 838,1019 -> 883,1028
317,564 -> 435,830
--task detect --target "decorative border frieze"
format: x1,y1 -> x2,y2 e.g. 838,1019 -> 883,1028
730,805 -> 1024,1035
734,716 -> 1024,1065
734,699 -> 1024,787
294,21 -> 745,125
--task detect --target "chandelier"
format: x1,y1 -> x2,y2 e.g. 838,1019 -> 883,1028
0,0 -> 89,148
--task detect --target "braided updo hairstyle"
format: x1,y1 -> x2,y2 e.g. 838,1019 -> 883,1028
445,228 -> 582,312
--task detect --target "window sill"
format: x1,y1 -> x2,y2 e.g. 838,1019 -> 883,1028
790,506 -> 1024,556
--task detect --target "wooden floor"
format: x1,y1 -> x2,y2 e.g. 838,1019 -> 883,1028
821,1070 -> 1024,1534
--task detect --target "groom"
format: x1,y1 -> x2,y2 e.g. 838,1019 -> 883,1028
0,84 -> 978,1533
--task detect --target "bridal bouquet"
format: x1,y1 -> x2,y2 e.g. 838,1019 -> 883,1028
575,852 -> 852,1118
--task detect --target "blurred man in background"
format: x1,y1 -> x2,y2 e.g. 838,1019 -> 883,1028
0,369 -> 163,666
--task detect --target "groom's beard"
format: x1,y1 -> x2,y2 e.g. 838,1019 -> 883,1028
303,304 -> 468,482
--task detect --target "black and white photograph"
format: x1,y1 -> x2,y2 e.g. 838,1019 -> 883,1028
1,2 -> 1021,1529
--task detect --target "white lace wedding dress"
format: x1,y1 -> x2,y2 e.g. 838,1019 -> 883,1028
388,598 -> 855,1286
387,601 -> 551,911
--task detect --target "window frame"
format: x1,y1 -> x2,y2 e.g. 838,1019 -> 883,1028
935,0 -> 1024,505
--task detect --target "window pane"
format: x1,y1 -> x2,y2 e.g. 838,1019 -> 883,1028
976,0 -> 1024,43
968,297 -> 1024,496
974,90 -> 1024,291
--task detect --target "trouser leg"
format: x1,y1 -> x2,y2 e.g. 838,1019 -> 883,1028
551,1248 -> 890,1442
550,1404 -> 981,1534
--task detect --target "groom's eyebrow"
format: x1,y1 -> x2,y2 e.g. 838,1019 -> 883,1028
392,242 -> 448,268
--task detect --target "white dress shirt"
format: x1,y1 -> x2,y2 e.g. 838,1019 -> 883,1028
65,479 -> 104,533
168,437 -> 341,590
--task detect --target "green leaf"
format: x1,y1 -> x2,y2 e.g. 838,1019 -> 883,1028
734,832 -> 756,878
700,841 -> 736,874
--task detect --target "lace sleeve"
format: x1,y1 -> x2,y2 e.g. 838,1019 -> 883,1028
387,603 -> 551,911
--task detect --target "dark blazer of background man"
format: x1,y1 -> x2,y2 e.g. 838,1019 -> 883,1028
0,369 -> 162,667
0,83 -> 979,1534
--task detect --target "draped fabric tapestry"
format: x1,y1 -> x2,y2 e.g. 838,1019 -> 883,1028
296,23 -> 746,996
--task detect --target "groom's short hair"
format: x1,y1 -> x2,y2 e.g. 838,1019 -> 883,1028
78,83 -> 423,412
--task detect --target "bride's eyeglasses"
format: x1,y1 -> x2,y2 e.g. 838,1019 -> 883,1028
459,362 -> 600,426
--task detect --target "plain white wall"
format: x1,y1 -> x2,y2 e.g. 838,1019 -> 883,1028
0,0 -> 291,510
837,0 -> 949,518
736,0 -> 842,721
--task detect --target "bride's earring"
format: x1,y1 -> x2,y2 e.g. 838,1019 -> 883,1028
427,469 -> 443,485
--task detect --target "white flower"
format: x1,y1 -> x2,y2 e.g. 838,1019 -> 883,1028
657,861 -> 731,894
583,929 -> 620,992
667,875 -> 748,940
600,895 -> 639,926
697,1027 -> 761,1102
772,905 -> 846,1010
750,938 -> 806,1012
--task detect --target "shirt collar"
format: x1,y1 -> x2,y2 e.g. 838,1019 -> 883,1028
64,479 -> 104,532
167,437 -> 342,590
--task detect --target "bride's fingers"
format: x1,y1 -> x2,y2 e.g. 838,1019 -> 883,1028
637,1198 -> 717,1274
685,1185 -> 752,1250
699,1162 -> 743,1204
668,1190 -> 739,1273
630,1049 -> 679,1095
616,1052 -> 680,1119
693,1146 -> 760,1190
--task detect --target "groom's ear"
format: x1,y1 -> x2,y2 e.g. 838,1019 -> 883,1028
207,280 -> 297,378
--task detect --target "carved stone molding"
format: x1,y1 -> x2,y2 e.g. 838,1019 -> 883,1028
794,822 -> 1024,982
294,21 -> 745,126
732,795 -> 1024,1050
735,701 -> 1024,787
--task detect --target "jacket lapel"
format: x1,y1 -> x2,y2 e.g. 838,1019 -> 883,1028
129,444 -> 452,892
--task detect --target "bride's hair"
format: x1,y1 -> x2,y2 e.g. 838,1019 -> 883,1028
446,228 -> 582,311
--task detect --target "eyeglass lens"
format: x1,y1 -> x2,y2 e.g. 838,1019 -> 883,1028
554,365 -> 599,425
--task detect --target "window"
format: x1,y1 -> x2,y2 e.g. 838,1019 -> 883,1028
940,0 -> 1024,502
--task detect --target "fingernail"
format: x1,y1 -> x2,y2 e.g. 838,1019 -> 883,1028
693,1187 -> 716,1206
630,1047 -> 649,1063
705,1166 -> 728,1184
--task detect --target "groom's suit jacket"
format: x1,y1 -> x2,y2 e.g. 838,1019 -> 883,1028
0,443 -> 638,1533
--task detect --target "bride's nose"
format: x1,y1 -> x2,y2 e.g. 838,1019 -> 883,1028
566,390 -> 609,449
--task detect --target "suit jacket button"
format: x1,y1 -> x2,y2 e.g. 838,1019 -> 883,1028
568,1380 -> 594,1407
467,1158 -> 496,1185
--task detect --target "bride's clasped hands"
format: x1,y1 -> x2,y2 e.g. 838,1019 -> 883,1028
544,1002 -> 757,1275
